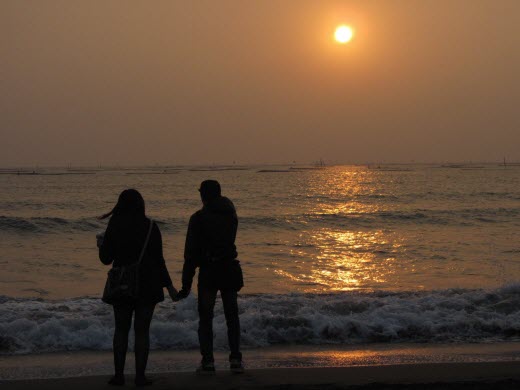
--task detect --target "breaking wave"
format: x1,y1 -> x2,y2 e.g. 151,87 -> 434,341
1,284 -> 519,355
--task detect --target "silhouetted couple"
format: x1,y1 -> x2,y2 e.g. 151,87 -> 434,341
97,180 -> 243,386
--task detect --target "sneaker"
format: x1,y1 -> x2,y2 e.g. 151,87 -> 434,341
196,361 -> 216,375
230,359 -> 244,374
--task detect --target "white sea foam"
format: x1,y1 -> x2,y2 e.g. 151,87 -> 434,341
1,284 -> 519,355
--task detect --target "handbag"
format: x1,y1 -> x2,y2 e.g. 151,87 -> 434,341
102,219 -> 153,304
200,258 -> 244,291
220,259 -> 244,291
230,259 -> 244,291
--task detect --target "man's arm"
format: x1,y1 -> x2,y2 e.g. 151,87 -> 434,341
179,213 -> 201,297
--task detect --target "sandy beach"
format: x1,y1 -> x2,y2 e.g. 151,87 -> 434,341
1,343 -> 520,389
1,362 -> 519,389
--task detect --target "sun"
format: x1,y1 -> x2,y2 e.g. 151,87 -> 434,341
335,25 -> 354,44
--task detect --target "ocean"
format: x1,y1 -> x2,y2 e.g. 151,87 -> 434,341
1,164 -> 519,355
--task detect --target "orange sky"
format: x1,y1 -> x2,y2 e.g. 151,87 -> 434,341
2,0 -> 519,166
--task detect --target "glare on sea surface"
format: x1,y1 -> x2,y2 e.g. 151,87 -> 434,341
274,167 -> 402,292
334,25 -> 354,44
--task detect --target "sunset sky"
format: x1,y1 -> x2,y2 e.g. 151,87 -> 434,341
2,0 -> 519,166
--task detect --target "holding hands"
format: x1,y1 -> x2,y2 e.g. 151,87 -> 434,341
167,285 -> 190,302
175,288 -> 190,300
167,285 -> 178,302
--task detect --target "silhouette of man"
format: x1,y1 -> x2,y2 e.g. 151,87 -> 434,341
176,180 -> 244,374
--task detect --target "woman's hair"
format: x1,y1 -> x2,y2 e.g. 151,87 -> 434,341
99,189 -> 145,220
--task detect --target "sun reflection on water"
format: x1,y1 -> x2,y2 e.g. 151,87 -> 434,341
274,166 -> 403,292
311,229 -> 400,291
275,229 -> 402,292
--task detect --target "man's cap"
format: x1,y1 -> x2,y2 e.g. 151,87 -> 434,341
199,180 -> 221,198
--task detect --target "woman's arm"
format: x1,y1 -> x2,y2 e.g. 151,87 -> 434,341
153,223 -> 174,287
151,223 -> 179,300
166,284 -> 178,300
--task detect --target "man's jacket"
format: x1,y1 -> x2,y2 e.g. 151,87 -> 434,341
182,196 -> 238,290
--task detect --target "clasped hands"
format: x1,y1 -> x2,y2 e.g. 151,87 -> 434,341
167,285 -> 190,302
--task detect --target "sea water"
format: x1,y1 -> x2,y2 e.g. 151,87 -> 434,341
1,164 -> 519,354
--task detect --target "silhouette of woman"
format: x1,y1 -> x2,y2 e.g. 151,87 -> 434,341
98,189 -> 177,386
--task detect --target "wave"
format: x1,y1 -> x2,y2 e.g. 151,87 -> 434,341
0,216 -> 105,234
3,206 -> 519,235
0,216 -> 187,235
242,207 -> 520,230
1,284 -> 519,355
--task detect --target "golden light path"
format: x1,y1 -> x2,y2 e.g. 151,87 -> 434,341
274,167 -> 402,292
335,25 -> 354,44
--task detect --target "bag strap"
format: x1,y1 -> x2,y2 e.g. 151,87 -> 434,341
136,218 -> 154,266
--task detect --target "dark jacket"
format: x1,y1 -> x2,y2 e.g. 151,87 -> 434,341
99,214 -> 172,303
182,196 -> 238,290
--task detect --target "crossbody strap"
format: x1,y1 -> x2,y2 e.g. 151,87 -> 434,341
136,218 -> 154,266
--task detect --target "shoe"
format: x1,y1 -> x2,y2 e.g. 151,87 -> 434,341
108,375 -> 125,386
230,359 -> 244,374
196,361 -> 216,375
135,375 -> 153,386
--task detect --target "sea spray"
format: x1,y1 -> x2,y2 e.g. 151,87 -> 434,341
1,284 -> 519,355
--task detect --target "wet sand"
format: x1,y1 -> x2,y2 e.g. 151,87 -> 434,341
2,342 -> 520,380
1,362 -> 520,389
1,343 -> 519,388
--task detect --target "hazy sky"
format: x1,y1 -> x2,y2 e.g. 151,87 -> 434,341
2,0 -> 519,166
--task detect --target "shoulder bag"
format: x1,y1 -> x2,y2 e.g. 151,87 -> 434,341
102,219 -> 153,304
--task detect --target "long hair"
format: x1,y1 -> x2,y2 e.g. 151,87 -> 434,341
99,189 -> 145,220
